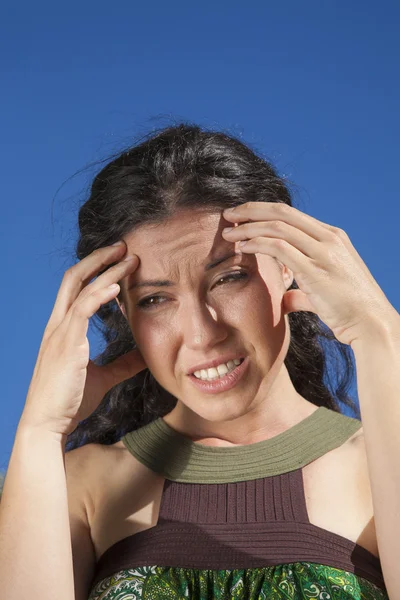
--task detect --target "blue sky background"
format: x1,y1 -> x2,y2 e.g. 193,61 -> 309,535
1,1 -> 399,473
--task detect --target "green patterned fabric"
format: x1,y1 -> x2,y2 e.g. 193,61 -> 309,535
88,563 -> 388,599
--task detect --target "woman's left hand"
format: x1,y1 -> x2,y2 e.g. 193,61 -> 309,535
222,202 -> 397,346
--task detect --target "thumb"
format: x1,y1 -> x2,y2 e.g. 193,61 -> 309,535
282,289 -> 316,315
99,348 -> 148,392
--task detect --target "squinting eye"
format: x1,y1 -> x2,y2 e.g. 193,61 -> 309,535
136,295 -> 165,310
136,270 -> 248,310
214,271 -> 248,286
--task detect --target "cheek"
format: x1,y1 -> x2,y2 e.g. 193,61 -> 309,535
241,287 -> 275,334
243,283 -> 287,362
131,317 -> 175,366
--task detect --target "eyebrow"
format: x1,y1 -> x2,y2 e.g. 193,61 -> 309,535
126,251 -> 240,291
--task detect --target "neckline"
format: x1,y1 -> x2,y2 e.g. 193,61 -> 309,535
122,406 -> 362,483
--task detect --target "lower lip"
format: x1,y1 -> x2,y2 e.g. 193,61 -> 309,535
187,356 -> 249,394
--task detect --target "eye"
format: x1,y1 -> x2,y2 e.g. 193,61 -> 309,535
136,270 -> 248,310
213,270 -> 248,287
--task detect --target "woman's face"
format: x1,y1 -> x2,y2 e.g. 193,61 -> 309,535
119,209 -> 294,424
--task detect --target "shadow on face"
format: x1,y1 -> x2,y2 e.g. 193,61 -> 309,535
116,209 -> 294,424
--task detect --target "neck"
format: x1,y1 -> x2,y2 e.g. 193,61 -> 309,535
163,366 -> 317,447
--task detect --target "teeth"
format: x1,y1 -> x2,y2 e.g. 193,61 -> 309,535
193,358 -> 243,381
217,363 -> 229,376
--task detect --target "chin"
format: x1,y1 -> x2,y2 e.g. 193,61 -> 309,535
183,396 -> 254,424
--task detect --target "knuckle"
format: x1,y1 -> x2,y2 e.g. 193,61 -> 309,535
272,237 -> 289,250
335,227 -> 349,241
63,266 -> 76,283
71,302 -> 86,318
41,328 -> 53,345
77,285 -> 90,301
329,225 -> 348,241
95,286 -> 108,298
43,322 -> 53,337
90,247 -> 102,258
270,220 -> 284,231
277,202 -> 291,214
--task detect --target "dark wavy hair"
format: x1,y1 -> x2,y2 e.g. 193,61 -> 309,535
65,122 -> 359,452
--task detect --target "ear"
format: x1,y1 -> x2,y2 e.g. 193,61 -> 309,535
115,296 -> 127,319
277,260 -> 294,290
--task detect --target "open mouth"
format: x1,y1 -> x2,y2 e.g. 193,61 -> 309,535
191,357 -> 245,381
190,357 -> 244,381
187,356 -> 249,394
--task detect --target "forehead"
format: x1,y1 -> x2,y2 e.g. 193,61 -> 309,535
120,209 -> 280,294
123,210 -> 235,266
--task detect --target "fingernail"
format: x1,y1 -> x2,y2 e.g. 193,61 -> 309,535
124,254 -> 137,261
112,241 -> 124,246
222,227 -> 233,234
224,207 -> 236,213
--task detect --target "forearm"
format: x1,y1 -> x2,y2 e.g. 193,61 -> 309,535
0,422 -> 75,600
351,315 -> 400,599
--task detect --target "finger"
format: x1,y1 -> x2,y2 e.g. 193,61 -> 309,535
222,221 -> 321,258
238,236 -> 311,277
77,254 -> 139,300
45,243 -> 128,337
223,202 -> 335,240
61,255 -> 140,336
60,283 -> 121,351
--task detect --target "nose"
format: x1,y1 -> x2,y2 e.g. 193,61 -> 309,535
181,299 -> 228,350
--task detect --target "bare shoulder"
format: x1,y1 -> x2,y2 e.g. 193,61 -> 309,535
64,441 -> 125,513
65,439 -> 127,474
65,441 -> 113,483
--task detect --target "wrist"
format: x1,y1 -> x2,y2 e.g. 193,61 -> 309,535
17,415 -> 69,447
350,308 -> 400,349
350,314 -> 400,353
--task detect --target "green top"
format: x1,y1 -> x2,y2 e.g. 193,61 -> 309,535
122,406 -> 362,483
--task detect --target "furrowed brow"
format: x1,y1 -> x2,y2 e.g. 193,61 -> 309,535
126,251 -> 240,291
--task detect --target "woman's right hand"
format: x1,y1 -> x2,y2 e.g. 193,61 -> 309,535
20,241 -> 147,437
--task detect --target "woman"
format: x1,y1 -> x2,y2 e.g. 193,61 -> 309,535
1,124 -> 399,599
